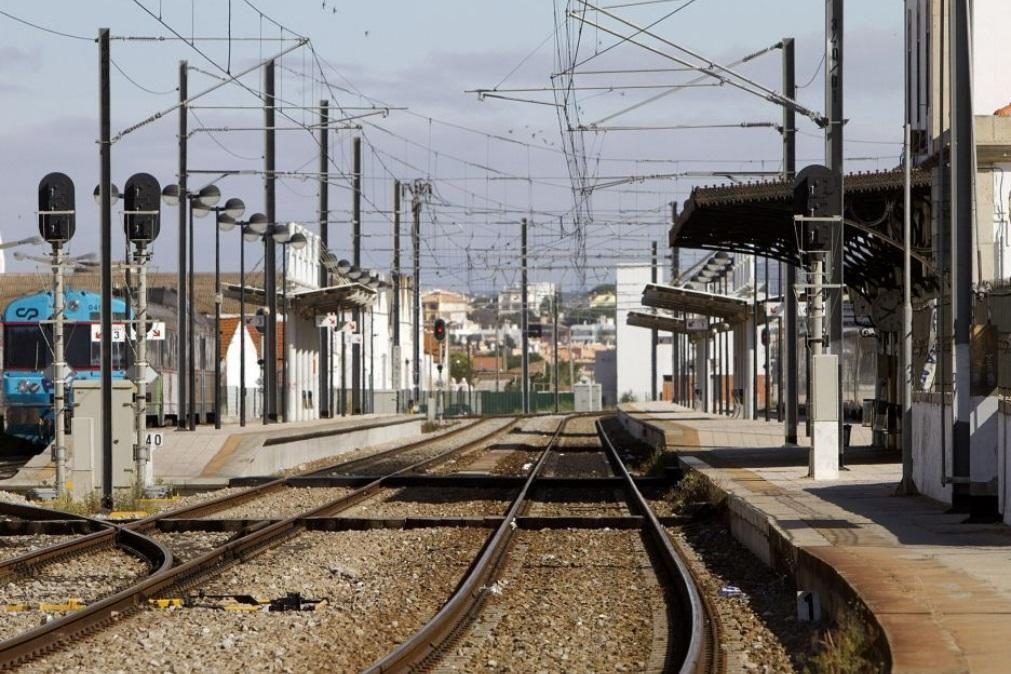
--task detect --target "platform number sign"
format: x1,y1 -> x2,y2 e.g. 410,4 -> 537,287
144,432 -> 164,449
796,590 -> 821,622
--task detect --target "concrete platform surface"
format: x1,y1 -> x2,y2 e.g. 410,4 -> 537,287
620,402 -> 1011,674
2,414 -> 426,489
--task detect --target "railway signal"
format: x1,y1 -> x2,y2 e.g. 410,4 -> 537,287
38,173 -> 76,243
123,173 -> 162,243
434,318 -> 447,342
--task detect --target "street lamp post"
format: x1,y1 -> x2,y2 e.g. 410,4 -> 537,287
272,223 -> 307,423
160,183 -> 222,429
219,212 -> 268,427
200,197 -> 247,430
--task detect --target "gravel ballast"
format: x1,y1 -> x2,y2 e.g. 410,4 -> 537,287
0,535 -> 76,562
0,547 -> 149,643
150,532 -> 235,564
668,521 -> 820,673
330,417 -> 516,475
199,486 -> 353,520
21,528 -> 488,673
435,528 -> 668,672
339,486 -> 515,518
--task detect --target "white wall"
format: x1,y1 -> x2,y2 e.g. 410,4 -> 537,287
973,1 -> 1011,115
223,323 -> 260,393
616,264 -> 671,402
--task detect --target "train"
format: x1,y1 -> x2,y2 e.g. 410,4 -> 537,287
1,287 -> 216,448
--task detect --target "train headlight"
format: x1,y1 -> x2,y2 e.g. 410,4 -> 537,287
28,382 -> 41,393
16,380 -> 31,393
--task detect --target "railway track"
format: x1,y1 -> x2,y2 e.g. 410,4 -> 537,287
0,414 -> 715,672
364,414 -> 715,674
0,416 -> 519,669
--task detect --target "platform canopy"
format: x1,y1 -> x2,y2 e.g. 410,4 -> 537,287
641,283 -> 764,323
223,281 -> 376,315
671,169 -> 935,298
626,311 -> 687,333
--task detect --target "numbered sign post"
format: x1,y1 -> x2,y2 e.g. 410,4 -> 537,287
144,432 -> 164,450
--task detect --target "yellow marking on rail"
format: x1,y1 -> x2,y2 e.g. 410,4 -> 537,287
148,598 -> 184,609
4,598 -> 87,613
107,511 -> 149,519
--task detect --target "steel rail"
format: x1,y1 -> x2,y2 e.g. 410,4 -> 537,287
595,418 -> 717,674
0,503 -> 172,581
361,415 -> 572,674
0,417 -> 519,669
305,418 -> 496,476
0,419 -> 493,578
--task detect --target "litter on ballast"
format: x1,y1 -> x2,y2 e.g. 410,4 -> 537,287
718,585 -> 744,598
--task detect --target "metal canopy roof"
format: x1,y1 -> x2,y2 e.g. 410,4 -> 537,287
641,283 -> 764,323
223,282 -> 376,315
626,311 -> 687,333
670,169 -> 935,297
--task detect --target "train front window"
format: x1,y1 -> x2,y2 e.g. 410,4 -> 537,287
3,326 -> 52,370
66,324 -> 130,370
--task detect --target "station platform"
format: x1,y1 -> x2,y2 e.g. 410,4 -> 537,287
2,414 -> 425,490
619,402 -> 1011,674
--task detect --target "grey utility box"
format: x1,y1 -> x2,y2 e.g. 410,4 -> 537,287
574,381 -> 602,412
69,379 -> 136,501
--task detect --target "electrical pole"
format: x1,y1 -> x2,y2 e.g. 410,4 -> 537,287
318,100 -> 330,418
177,60 -> 188,431
752,255 -> 758,420
133,243 -> 149,489
950,0 -> 988,516
553,288 -> 560,413
411,181 -> 426,406
521,218 -> 529,415
52,242 -> 67,496
898,122 -> 916,495
764,255 -> 770,421
264,59 -> 278,424
825,0 -> 845,449
671,203 -> 680,404
651,241 -> 658,401
783,37 -> 799,444
98,28 -> 113,510
392,180 -> 402,412
351,136 -> 362,414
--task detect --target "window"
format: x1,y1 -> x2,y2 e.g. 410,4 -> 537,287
65,323 -> 130,370
3,325 -> 52,370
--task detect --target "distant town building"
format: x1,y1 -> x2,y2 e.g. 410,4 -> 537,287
497,282 -> 556,315
422,289 -> 471,326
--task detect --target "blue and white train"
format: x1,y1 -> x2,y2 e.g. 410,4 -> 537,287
1,288 -> 216,447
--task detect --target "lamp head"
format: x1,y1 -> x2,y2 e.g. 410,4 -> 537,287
336,258 -> 352,274
196,184 -> 221,208
223,197 -> 245,219
271,222 -> 292,243
247,213 -> 268,235
92,183 -> 120,206
218,214 -> 237,232
288,232 -> 307,250
160,184 -> 180,206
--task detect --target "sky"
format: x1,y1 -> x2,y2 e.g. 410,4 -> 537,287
0,0 -> 905,296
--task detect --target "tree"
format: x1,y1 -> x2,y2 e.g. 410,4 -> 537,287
449,352 -> 472,382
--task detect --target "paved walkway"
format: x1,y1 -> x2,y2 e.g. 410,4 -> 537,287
621,402 -> 1011,674
1,414 -> 422,489
153,414 -> 415,481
